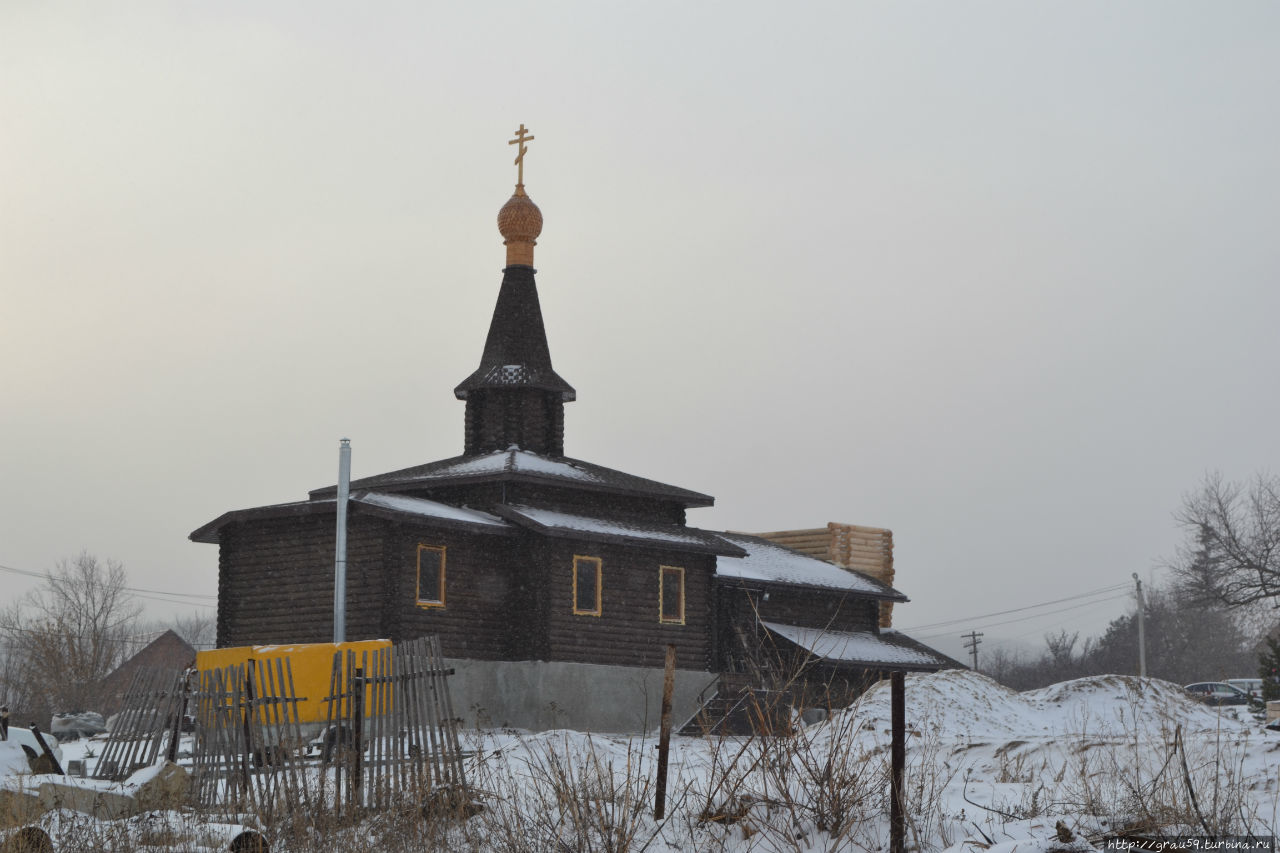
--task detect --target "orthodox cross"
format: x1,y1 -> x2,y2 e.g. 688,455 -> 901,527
509,123 -> 534,185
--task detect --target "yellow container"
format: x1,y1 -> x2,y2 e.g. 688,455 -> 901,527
196,639 -> 391,725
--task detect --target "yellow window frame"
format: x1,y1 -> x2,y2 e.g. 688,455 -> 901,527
572,555 -> 602,616
659,565 -> 685,625
416,544 -> 446,608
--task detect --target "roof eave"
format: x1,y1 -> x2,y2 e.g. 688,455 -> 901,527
349,496 -> 518,536
715,575 -> 909,602
311,469 -> 715,508
491,505 -> 743,556
188,499 -> 334,544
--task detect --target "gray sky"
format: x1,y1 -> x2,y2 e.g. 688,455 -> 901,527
3,2 -> 1277,662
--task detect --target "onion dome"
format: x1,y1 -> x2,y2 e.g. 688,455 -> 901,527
498,186 -> 542,266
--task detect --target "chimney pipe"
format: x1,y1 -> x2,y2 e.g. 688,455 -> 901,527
334,438 -> 351,643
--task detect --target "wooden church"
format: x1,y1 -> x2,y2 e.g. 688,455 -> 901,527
191,127 -> 949,731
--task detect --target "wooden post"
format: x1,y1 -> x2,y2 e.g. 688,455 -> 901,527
352,666 -> 365,808
890,670 -> 905,853
654,644 -> 676,820
241,660 -> 256,793
29,725 -> 64,776
167,670 -> 191,764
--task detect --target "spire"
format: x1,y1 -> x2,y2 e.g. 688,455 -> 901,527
454,125 -> 575,457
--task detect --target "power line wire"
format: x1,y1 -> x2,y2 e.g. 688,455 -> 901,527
911,592 -> 1131,641
897,583 -> 1130,634
0,562 -> 215,602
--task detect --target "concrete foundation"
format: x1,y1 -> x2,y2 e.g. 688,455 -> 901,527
445,658 -> 717,733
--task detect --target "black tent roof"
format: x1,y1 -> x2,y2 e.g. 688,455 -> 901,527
308,447 -> 715,507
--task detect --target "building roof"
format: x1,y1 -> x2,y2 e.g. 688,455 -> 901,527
308,447 -> 715,507
715,532 -> 907,600
494,504 -> 747,556
352,492 -> 511,528
761,621 -> 949,671
98,630 -> 198,716
189,492 -> 518,544
454,264 -> 575,401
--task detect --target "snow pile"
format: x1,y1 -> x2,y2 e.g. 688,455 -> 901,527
0,741 -> 31,776
853,669 -> 1046,738
852,669 -> 1254,740
1023,673 -> 1255,736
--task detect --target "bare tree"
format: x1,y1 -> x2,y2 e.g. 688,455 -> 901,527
1173,472 -> 1280,608
167,610 -> 216,650
0,552 -> 142,723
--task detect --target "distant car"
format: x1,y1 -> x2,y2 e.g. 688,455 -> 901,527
1184,682 -> 1258,707
1227,678 -> 1264,700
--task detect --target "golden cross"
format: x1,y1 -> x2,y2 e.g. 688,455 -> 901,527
508,123 -> 535,186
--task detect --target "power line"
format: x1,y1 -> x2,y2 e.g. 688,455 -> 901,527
134,594 -> 216,610
985,598 -> 1130,648
0,562 -> 215,603
911,591 -> 1131,641
897,583 -> 1130,634
914,592 -> 1130,639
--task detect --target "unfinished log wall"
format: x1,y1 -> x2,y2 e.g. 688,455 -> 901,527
752,523 -> 897,627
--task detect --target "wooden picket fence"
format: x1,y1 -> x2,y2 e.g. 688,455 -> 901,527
189,655 -> 313,813
323,635 -> 466,816
92,666 -> 187,781
187,636 -> 464,816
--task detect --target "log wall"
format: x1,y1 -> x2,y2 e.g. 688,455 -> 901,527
541,540 -> 714,670
387,527 -> 526,660
216,513 -> 389,648
464,388 -> 565,456
753,587 -> 879,634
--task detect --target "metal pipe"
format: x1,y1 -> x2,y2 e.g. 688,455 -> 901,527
334,439 -> 351,644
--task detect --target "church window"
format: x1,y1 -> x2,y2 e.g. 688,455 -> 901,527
659,566 -> 685,624
573,555 -> 602,616
416,545 -> 446,608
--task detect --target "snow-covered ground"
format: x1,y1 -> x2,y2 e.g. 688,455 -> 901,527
2,671 -> 1277,852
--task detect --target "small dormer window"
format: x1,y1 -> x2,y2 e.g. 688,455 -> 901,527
416,545 -> 446,608
573,555 -> 602,616
659,566 -> 685,625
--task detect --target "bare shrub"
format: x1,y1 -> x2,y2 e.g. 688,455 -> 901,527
470,732 -> 654,853
749,705 -> 883,850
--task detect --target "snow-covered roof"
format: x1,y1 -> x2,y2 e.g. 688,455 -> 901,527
714,532 -> 906,599
762,621 -> 948,670
353,492 -> 510,528
497,505 -> 746,556
309,448 -> 714,507
189,491 -> 517,543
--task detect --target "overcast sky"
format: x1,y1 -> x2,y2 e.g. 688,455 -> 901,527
3,2 -> 1277,662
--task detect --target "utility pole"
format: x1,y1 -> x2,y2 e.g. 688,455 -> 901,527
962,631 -> 984,672
1132,572 -> 1147,678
